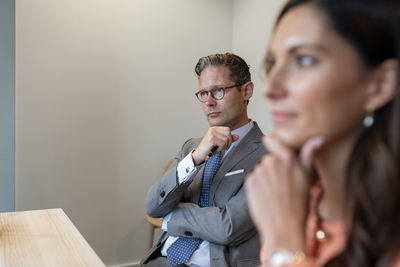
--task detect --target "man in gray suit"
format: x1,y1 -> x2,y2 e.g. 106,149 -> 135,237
142,53 -> 266,267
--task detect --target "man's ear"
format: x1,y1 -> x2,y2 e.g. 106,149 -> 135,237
365,59 -> 399,110
242,81 -> 254,101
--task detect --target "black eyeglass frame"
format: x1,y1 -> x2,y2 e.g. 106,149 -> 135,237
195,83 -> 244,102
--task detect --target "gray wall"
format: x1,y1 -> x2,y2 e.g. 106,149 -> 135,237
0,0 -> 15,212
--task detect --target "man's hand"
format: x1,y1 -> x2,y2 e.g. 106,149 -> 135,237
192,127 -> 239,166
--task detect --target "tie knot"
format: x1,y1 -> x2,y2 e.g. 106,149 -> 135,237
208,151 -> 222,164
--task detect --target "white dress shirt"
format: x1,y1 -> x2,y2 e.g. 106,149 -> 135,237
161,120 -> 254,267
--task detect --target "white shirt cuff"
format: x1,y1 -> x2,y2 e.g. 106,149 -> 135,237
177,150 -> 197,184
162,213 -> 172,231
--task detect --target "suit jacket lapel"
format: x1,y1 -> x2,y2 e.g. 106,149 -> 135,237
209,123 -> 263,199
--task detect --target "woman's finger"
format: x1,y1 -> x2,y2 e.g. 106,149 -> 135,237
263,134 -> 295,166
299,136 -> 325,172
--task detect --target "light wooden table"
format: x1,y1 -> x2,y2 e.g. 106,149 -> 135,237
0,208 -> 105,267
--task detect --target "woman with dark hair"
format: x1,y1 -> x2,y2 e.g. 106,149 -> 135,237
245,0 -> 400,266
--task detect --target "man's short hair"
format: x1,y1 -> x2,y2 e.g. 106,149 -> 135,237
195,53 -> 251,85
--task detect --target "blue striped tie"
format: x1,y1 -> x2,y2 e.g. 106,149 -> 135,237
167,152 -> 222,266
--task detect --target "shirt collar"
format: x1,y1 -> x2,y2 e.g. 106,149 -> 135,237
223,120 -> 254,158
231,120 -> 254,145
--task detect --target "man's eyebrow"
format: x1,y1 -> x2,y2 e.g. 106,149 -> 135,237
199,85 -> 225,91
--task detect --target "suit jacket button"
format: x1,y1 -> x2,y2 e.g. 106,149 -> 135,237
184,231 -> 193,236
160,191 -> 165,197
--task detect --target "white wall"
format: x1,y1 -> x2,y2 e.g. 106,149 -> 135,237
15,0 -> 285,266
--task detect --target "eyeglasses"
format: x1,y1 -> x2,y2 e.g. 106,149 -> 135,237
195,84 -> 243,102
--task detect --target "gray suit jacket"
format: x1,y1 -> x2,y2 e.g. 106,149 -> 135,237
142,122 -> 267,267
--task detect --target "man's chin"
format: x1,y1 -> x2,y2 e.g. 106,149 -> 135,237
207,118 -> 225,127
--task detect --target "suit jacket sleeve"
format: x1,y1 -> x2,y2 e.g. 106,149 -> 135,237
144,138 -> 202,218
166,185 -> 257,246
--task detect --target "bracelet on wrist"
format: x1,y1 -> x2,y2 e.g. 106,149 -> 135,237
268,249 -> 306,266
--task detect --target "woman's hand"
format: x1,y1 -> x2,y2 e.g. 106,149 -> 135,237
245,134 -> 324,263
